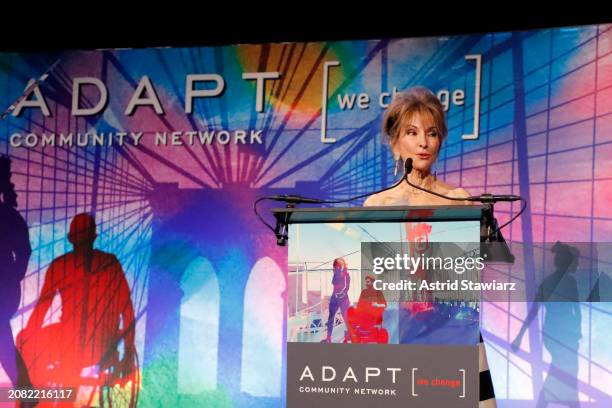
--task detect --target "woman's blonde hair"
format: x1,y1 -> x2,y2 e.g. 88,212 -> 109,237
382,87 -> 447,146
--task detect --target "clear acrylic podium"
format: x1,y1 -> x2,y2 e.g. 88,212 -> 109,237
273,204 -> 500,408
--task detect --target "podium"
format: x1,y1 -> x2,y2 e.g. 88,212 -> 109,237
273,205 -> 498,408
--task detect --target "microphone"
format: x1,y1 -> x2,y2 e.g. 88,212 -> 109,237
269,195 -> 325,204
255,156 -> 414,239
403,157 -> 413,180
471,193 -> 522,203
403,158 -> 521,203
261,158 -> 415,207
403,157 -> 526,241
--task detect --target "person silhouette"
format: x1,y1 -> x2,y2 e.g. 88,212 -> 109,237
321,258 -> 351,343
345,276 -> 388,344
17,213 -> 137,397
0,156 -> 32,389
512,241 -> 582,408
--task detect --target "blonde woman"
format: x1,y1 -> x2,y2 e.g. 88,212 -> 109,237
364,87 -> 497,407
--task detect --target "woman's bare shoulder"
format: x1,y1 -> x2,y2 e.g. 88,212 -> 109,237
363,192 -> 384,207
434,179 -> 471,201
448,187 -> 471,199
363,188 -> 401,207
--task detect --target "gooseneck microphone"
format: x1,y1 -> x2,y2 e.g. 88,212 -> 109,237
267,159 -> 414,206
267,195 -> 325,204
403,158 -> 522,203
254,157 -> 526,242
260,157 -> 522,211
254,160 -> 415,239
402,158 -> 526,238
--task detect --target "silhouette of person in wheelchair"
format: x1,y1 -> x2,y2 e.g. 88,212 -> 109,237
16,213 -> 138,407
346,276 -> 389,344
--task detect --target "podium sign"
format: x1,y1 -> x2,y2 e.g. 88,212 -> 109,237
277,206 -> 485,407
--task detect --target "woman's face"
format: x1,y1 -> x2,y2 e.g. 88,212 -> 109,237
391,113 -> 441,173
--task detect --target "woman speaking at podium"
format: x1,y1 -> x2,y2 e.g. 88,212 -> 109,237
364,87 -> 497,407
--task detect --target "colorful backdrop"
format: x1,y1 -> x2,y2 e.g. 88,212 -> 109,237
0,23 -> 611,407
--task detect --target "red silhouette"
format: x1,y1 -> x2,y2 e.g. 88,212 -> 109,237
16,213 -> 137,406
346,276 -> 388,344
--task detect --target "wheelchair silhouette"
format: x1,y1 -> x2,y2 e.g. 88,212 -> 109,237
345,302 -> 389,344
